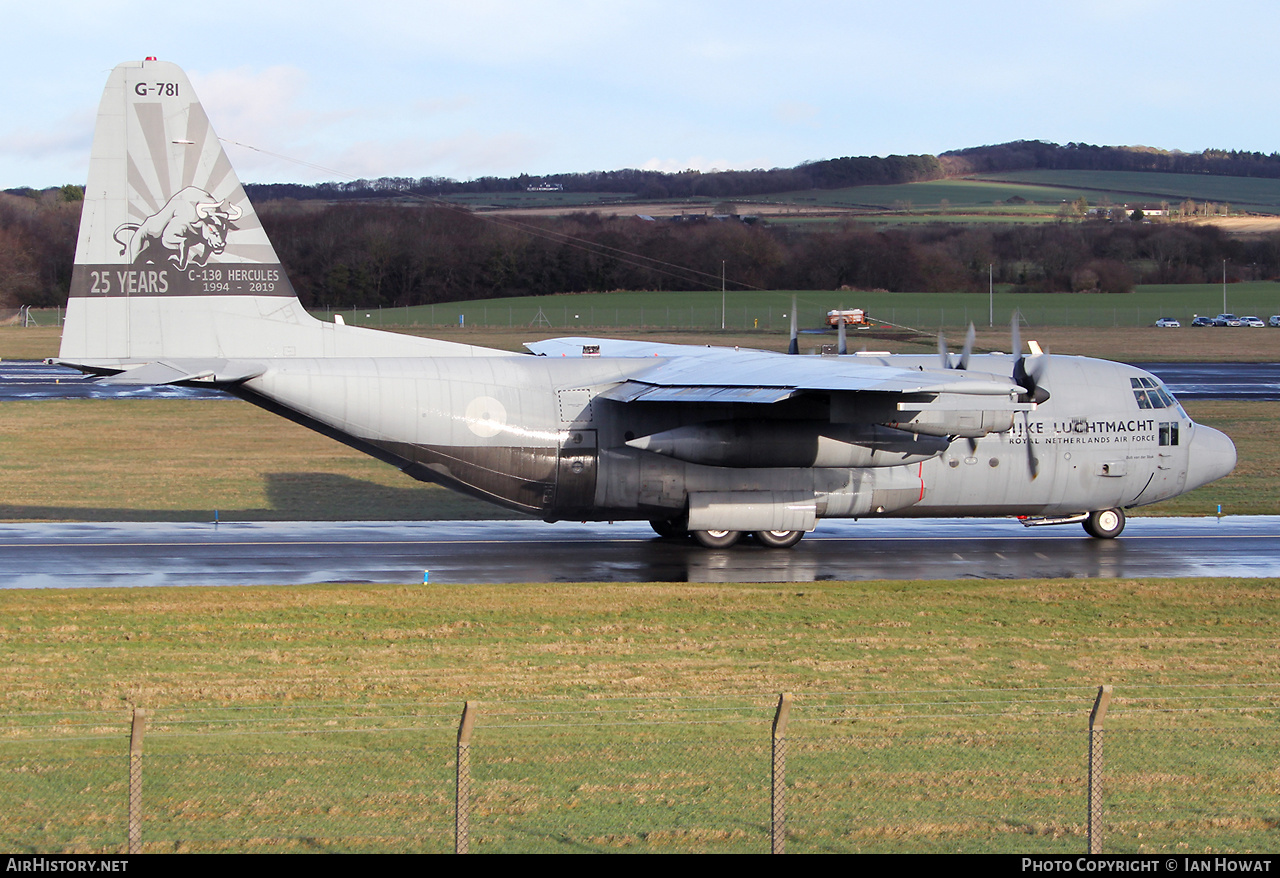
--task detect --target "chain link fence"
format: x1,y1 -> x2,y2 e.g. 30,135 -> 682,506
315,302 -> 1233,332
9,301 -> 1250,335
3,687 -> 1277,854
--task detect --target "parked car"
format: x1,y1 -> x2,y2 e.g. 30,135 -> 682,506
1241,316 -> 1266,327
1213,314 -> 1243,327
1154,318 -> 1181,327
1192,316 -> 1214,327
1269,316 -> 1280,327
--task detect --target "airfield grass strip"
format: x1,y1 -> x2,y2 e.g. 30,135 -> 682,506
2,577 -> 1278,712
3,579 -> 1279,852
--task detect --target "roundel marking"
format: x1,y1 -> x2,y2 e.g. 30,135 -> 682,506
465,396 -> 507,438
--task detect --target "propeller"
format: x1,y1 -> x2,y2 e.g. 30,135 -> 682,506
787,295 -> 799,355
1009,311 -> 1047,479
936,323 -> 980,454
837,313 -> 847,355
1010,311 -> 1050,404
937,322 -> 976,370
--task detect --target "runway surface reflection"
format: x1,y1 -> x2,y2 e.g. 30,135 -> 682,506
1,516 -> 1275,588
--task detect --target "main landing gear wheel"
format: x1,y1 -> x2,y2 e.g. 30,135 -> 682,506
754,529 -> 805,549
1083,508 -> 1125,539
649,518 -> 687,539
693,529 -> 742,549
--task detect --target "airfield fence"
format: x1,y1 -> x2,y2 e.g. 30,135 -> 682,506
2,686 -> 1278,854
13,302 -> 1256,334
320,303 -> 1236,332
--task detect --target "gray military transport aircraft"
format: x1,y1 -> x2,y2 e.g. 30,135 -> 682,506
57,60 -> 1237,548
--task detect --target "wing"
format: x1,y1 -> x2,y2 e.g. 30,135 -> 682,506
527,336 -> 1033,437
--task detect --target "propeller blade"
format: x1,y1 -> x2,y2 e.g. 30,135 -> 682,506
937,331 -> 950,369
959,323 -> 975,371
837,316 -> 847,355
1022,411 -> 1040,479
788,296 -> 798,355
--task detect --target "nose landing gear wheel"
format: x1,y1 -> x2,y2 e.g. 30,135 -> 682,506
754,529 -> 805,549
692,529 -> 742,549
1083,508 -> 1125,539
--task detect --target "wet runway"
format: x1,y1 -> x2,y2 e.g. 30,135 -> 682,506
1,516 -> 1275,588
1,360 -> 1278,401
0,361 -> 227,400
1140,362 -> 1280,401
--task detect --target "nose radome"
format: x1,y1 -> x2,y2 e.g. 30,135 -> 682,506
1184,424 -> 1237,491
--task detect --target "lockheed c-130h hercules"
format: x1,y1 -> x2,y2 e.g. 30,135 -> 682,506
57,60 -> 1237,549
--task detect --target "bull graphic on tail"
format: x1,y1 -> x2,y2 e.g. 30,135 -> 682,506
113,187 -> 243,270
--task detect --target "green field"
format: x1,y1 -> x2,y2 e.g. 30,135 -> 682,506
437,190 -> 638,210
759,177 -> 1113,213
976,169 -> 1280,214
737,169 -> 1280,224
302,282 -> 1280,334
2,579 -> 1277,852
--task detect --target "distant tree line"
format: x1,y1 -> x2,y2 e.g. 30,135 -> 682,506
253,203 -> 1280,306
8,155 -> 1280,309
941,141 -> 1280,180
236,141 -> 1280,204
0,187 -> 80,308
243,153 -> 947,203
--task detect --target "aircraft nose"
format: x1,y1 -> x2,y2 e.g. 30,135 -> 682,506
1185,424 -> 1237,491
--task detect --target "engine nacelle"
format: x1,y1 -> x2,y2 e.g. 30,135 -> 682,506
625,420 -> 948,468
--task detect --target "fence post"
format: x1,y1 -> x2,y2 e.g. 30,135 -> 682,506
127,708 -> 146,854
1087,685 -> 1112,854
456,701 -> 478,854
771,693 -> 793,854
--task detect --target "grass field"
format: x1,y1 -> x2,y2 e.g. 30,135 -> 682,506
0,398 -> 513,521
5,577 -> 1277,709
2,579 -> 1277,852
976,170 -> 1280,214
740,169 -> 1280,217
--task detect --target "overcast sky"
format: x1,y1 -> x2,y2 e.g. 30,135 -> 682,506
3,0 -> 1278,189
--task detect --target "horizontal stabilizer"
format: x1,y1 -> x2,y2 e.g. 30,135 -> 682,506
68,358 -> 265,386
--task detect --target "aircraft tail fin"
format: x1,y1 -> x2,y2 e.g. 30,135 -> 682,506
61,59 -> 499,366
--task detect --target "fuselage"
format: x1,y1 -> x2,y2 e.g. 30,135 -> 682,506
233,349 -> 1235,525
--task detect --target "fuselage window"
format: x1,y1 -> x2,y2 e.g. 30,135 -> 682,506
1158,422 -> 1180,446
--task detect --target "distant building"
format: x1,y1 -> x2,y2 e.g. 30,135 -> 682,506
527,183 -> 564,191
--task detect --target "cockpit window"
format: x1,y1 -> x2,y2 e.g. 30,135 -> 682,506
1131,376 -> 1176,409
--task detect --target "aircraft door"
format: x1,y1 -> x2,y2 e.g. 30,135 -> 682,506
556,429 -> 598,511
